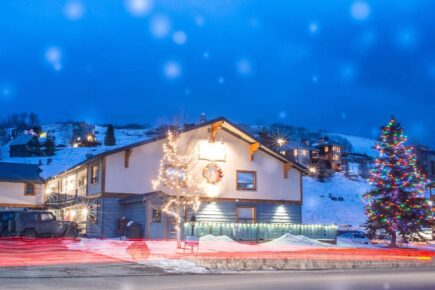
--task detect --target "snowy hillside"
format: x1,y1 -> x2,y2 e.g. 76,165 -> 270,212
302,172 -> 371,228
330,133 -> 377,157
0,124 -> 150,179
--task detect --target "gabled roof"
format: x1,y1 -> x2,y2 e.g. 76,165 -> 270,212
49,116 -> 308,179
10,134 -> 37,146
0,162 -> 43,183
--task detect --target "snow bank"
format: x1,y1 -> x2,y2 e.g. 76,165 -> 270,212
262,233 -> 334,247
200,235 -> 236,243
302,173 -> 371,228
67,238 -> 133,260
336,237 -> 376,249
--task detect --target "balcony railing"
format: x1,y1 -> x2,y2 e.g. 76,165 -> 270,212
184,222 -> 337,243
45,186 -> 87,208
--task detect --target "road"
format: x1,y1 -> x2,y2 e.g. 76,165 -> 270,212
0,267 -> 434,290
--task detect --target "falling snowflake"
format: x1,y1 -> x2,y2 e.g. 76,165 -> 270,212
163,61 -> 181,79
150,15 -> 171,38
64,1 -> 85,20
350,1 -> 370,21
172,31 -> 187,45
218,77 -> 225,84
195,15 -> 205,27
395,27 -> 418,50
45,47 -> 63,71
339,63 -> 356,81
308,22 -> 319,34
125,0 -> 153,17
236,58 -> 253,76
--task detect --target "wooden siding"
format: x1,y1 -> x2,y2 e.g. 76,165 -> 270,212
188,201 -> 301,224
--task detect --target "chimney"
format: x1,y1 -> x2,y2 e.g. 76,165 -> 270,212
199,113 -> 207,123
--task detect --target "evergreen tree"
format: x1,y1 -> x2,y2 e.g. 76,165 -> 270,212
364,117 -> 431,247
45,135 -> 56,156
104,124 -> 116,146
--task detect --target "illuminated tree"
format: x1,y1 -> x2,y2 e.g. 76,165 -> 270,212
364,117 -> 431,247
152,130 -> 201,248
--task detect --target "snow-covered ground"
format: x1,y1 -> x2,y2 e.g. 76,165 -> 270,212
302,172 -> 371,229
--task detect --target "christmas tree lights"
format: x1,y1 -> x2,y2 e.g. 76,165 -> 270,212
364,117 -> 432,247
152,130 -> 202,248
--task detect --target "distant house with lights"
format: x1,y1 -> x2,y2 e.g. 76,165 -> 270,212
0,162 -> 44,210
316,137 -> 344,172
9,134 -> 41,157
44,117 -> 307,239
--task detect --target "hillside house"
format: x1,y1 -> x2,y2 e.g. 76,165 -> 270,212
44,117 -> 307,239
9,134 -> 40,157
285,140 -> 319,168
415,145 -> 435,182
316,137 -> 344,171
0,162 -> 44,210
70,122 -> 99,147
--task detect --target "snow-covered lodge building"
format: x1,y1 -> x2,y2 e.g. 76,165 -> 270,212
43,117 -> 307,239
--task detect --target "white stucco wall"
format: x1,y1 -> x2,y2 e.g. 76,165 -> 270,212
0,181 -> 43,206
104,126 -> 302,202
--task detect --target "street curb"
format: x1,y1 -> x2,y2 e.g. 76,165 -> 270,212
192,258 -> 435,271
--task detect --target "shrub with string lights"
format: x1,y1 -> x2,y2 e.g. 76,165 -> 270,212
364,117 -> 432,247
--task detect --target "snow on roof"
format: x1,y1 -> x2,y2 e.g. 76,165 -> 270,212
0,162 -> 42,182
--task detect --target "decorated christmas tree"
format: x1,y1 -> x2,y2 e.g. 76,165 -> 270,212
152,130 -> 201,248
364,117 -> 432,247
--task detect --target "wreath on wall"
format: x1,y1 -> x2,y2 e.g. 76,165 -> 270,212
203,163 -> 223,184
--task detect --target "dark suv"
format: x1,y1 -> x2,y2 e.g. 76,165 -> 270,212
0,211 -> 78,238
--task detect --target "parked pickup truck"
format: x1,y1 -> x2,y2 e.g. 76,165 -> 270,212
0,210 -> 78,238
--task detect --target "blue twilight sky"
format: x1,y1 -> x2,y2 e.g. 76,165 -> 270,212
0,0 -> 434,144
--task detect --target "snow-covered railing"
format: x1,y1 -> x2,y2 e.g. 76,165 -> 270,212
184,222 -> 337,243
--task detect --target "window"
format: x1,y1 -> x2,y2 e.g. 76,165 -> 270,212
236,171 -> 257,191
40,213 -> 54,222
324,147 -> 329,153
293,149 -> 298,157
21,213 -> 38,223
25,183 -> 35,196
302,149 -> 308,157
333,146 -> 341,153
333,154 -> 340,161
91,164 -> 99,184
236,207 -> 256,223
152,209 -> 162,223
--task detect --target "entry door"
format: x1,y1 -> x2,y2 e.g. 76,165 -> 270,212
236,207 -> 256,224
149,207 -> 164,239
